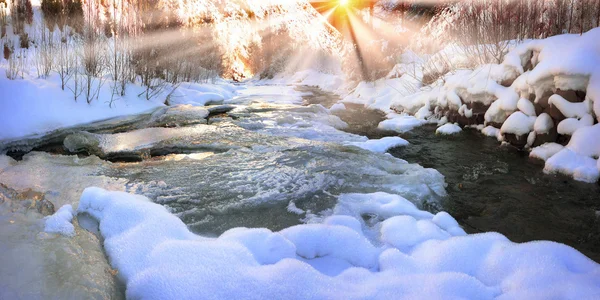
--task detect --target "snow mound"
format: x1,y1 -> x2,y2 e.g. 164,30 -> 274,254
78,187 -> 600,300
500,112 -> 536,136
544,124 -> 600,182
345,137 -> 409,153
530,143 -> 564,161
44,205 -> 75,237
436,123 -> 462,135
378,115 -> 426,133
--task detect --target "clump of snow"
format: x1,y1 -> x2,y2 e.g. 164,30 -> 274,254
378,115 -> 426,133
329,103 -> 346,112
345,137 -> 409,153
77,187 -> 600,299
481,126 -> 501,140
436,123 -> 462,135
530,143 -> 564,161
534,113 -> 554,134
500,112 -> 536,136
44,205 -> 75,237
548,95 -> 591,119
517,98 -> 536,116
557,115 -> 594,135
544,124 -> 600,182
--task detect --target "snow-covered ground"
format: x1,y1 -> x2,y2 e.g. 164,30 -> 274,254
0,67 -> 240,142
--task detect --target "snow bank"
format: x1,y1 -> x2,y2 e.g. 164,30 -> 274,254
436,123 -> 462,135
530,143 -> 564,161
345,137 -> 409,153
0,68 -> 239,142
44,205 -> 75,237
77,187 -> 600,299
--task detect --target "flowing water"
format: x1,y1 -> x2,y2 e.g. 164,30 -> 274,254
1,85 -> 599,299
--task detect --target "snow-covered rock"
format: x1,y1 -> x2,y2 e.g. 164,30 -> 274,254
345,137 -> 409,153
436,123 -> 462,135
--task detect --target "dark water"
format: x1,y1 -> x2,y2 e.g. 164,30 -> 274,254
325,93 -> 600,262
388,126 -> 600,262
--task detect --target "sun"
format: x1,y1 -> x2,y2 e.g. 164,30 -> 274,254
339,0 -> 349,7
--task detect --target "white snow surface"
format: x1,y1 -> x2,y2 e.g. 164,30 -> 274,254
436,123 -> 462,135
345,137 -> 409,153
78,187 -> 600,300
0,68 -> 239,141
544,124 -> 600,182
500,112 -> 536,136
530,143 -> 564,161
44,204 -> 75,237
378,115 -> 426,133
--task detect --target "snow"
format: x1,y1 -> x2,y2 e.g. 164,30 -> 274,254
345,137 -> 409,153
517,98 -> 536,116
0,67 -> 239,142
44,204 -> 75,237
534,113 -> 554,134
566,123 -> 600,158
378,115 -> 426,133
76,187 -> 600,299
500,112 -> 536,136
548,95 -> 591,119
545,149 -> 599,183
481,126 -> 501,140
530,143 -> 564,161
436,123 -> 462,135
557,115 -> 594,136
329,103 -> 346,112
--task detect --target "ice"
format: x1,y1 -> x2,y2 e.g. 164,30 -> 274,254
75,188 -> 600,300
530,143 -> 564,161
44,204 -> 75,237
436,123 -> 462,135
345,137 -> 409,153
378,115 -> 426,133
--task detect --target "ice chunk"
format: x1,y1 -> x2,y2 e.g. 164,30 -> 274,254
345,137 -> 409,153
329,103 -> 346,112
436,123 -> 462,135
44,204 -> 75,237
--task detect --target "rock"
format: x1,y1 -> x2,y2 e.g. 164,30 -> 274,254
147,105 -> 209,128
64,132 -> 102,155
544,104 -> 566,123
503,133 -> 529,149
536,90 -> 554,109
555,89 -> 586,103
532,126 -> 558,147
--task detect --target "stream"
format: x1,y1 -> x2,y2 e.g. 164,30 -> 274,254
0,84 -> 599,298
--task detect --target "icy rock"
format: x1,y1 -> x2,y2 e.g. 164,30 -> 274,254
501,112 -> 536,148
63,132 -> 102,155
378,115 -> 426,133
146,105 -> 209,128
548,95 -> 591,119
